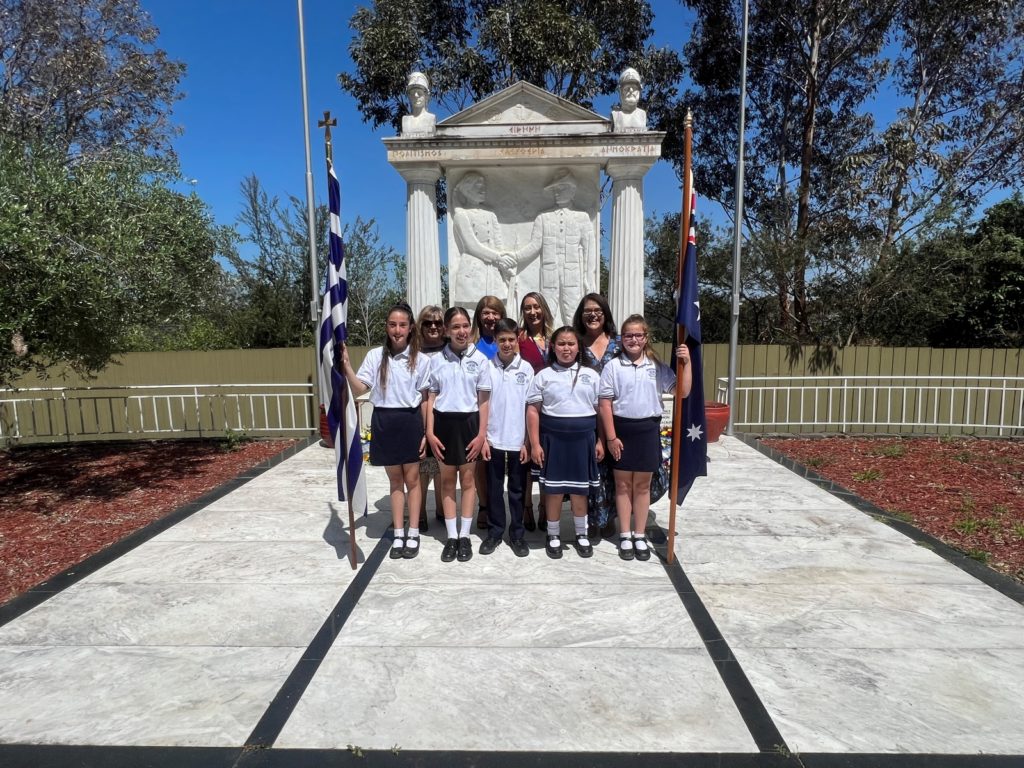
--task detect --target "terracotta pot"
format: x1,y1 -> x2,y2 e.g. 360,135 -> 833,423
704,401 -> 730,443
319,404 -> 334,448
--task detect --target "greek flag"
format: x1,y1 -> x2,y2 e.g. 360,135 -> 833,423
318,159 -> 368,515
673,188 -> 708,503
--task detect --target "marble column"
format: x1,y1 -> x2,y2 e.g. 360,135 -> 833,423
399,165 -> 443,313
606,159 -> 656,325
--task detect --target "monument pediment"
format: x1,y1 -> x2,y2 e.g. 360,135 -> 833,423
437,81 -> 609,137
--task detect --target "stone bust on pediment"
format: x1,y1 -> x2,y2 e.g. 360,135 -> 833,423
611,67 -> 647,132
401,71 -> 436,136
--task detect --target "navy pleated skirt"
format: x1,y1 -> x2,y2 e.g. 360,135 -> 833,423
537,413 -> 600,496
432,410 -> 480,466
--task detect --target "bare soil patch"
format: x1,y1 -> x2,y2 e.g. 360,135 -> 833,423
0,439 -> 297,604
762,436 -> 1024,583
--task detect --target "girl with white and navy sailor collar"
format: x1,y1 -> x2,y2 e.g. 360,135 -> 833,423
341,303 -> 431,561
426,307 -> 492,563
525,327 -> 604,559
598,314 -> 691,561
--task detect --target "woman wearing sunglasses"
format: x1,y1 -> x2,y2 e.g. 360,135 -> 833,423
415,305 -> 446,529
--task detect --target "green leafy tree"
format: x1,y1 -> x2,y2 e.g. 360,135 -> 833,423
0,140 -> 230,384
341,217 -> 406,346
864,196 -> 1024,347
680,0 -> 1024,345
0,0 -> 185,158
340,0 -> 684,134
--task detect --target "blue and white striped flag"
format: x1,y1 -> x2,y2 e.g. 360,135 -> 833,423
318,159 -> 368,515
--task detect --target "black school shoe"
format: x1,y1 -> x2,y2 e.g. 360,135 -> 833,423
457,536 -> 473,562
633,535 -> 652,561
509,538 -> 530,557
618,537 -> 635,561
441,538 -> 458,562
479,536 -> 502,555
573,534 -> 593,558
545,535 -> 562,559
402,535 -> 420,559
390,536 -> 405,559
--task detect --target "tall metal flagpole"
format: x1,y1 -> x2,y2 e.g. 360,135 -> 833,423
297,0 -> 320,408
667,109 -> 693,565
726,0 -> 750,435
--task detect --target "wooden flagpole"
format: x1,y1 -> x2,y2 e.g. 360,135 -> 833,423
319,111 -> 358,571
667,109 -> 693,565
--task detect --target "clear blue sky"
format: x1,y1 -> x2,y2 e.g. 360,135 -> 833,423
142,0 -> 698,263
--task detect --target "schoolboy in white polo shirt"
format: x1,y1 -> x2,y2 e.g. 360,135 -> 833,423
480,319 -> 534,557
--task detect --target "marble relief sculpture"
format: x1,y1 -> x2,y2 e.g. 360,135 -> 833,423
611,67 -> 647,132
513,168 -> 597,326
401,71 -> 436,135
451,172 -> 515,309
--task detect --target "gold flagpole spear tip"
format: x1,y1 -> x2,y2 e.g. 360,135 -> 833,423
685,108 -> 693,128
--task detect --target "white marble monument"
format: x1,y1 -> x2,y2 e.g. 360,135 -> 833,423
386,75 -> 664,326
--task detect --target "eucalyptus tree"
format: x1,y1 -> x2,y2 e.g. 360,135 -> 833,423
0,0 -> 185,158
678,0 -> 1024,345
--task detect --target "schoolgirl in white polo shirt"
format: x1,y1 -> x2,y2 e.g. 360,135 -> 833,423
526,327 -> 604,559
479,318 -> 534,558
426,306 -> 492,563
598,314 -> 691,561
341,303 -> 431,560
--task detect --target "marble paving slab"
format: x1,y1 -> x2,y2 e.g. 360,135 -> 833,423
676,533 -> 984,586
275,647 -> 757,752
0,645 -> 303,747
698,582 -> 1024,650
736,646 -> 1024,754
332,582 -> 701,649
0,582 -> 341,647
90,540 -> 362,584
678,506 -> 899,540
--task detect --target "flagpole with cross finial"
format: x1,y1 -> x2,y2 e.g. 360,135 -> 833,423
666,108 -> 693,565
318,109 -> 357,571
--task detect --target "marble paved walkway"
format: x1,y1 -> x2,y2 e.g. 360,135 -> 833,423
0,436 -> 1022,768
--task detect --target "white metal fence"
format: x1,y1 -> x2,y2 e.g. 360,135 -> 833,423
0,384 -> 316,444
717,376 -> 1024,435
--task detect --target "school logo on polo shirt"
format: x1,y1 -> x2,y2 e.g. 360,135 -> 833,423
515,372 -> 528,385
465,360 -> 479,373
647,367 -> 657,379
579,371 -> 595,385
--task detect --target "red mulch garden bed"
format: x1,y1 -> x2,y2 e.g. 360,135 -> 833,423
762,436 -> 1024,583
0,439 -> 297,605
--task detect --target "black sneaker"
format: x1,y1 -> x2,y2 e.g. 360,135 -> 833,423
390,536 -> 405,559
573,534 -> 593,558
457,537 -> 473,562
509,538 -> 530,558
545,534 -> 562,559
479,536 -> 502,555
441,538 -> 458,562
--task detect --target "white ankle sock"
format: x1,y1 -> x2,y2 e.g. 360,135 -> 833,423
392,528 -> 404,548
619,533 -> 633,550
405,527 -> 419,549
573,515 -> 587,537
460,516 -> 474,538
445,518 -> 458,538
633,533 -> 649,551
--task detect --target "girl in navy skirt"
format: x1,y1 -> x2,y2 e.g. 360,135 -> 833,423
341,303 -> 431,560
598,315 -> 691,561
426,307 -> 492,563
526,327 -> 604,559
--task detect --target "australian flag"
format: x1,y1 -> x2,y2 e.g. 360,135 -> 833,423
673,189 -> 708,503
318,159 -> 368,515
